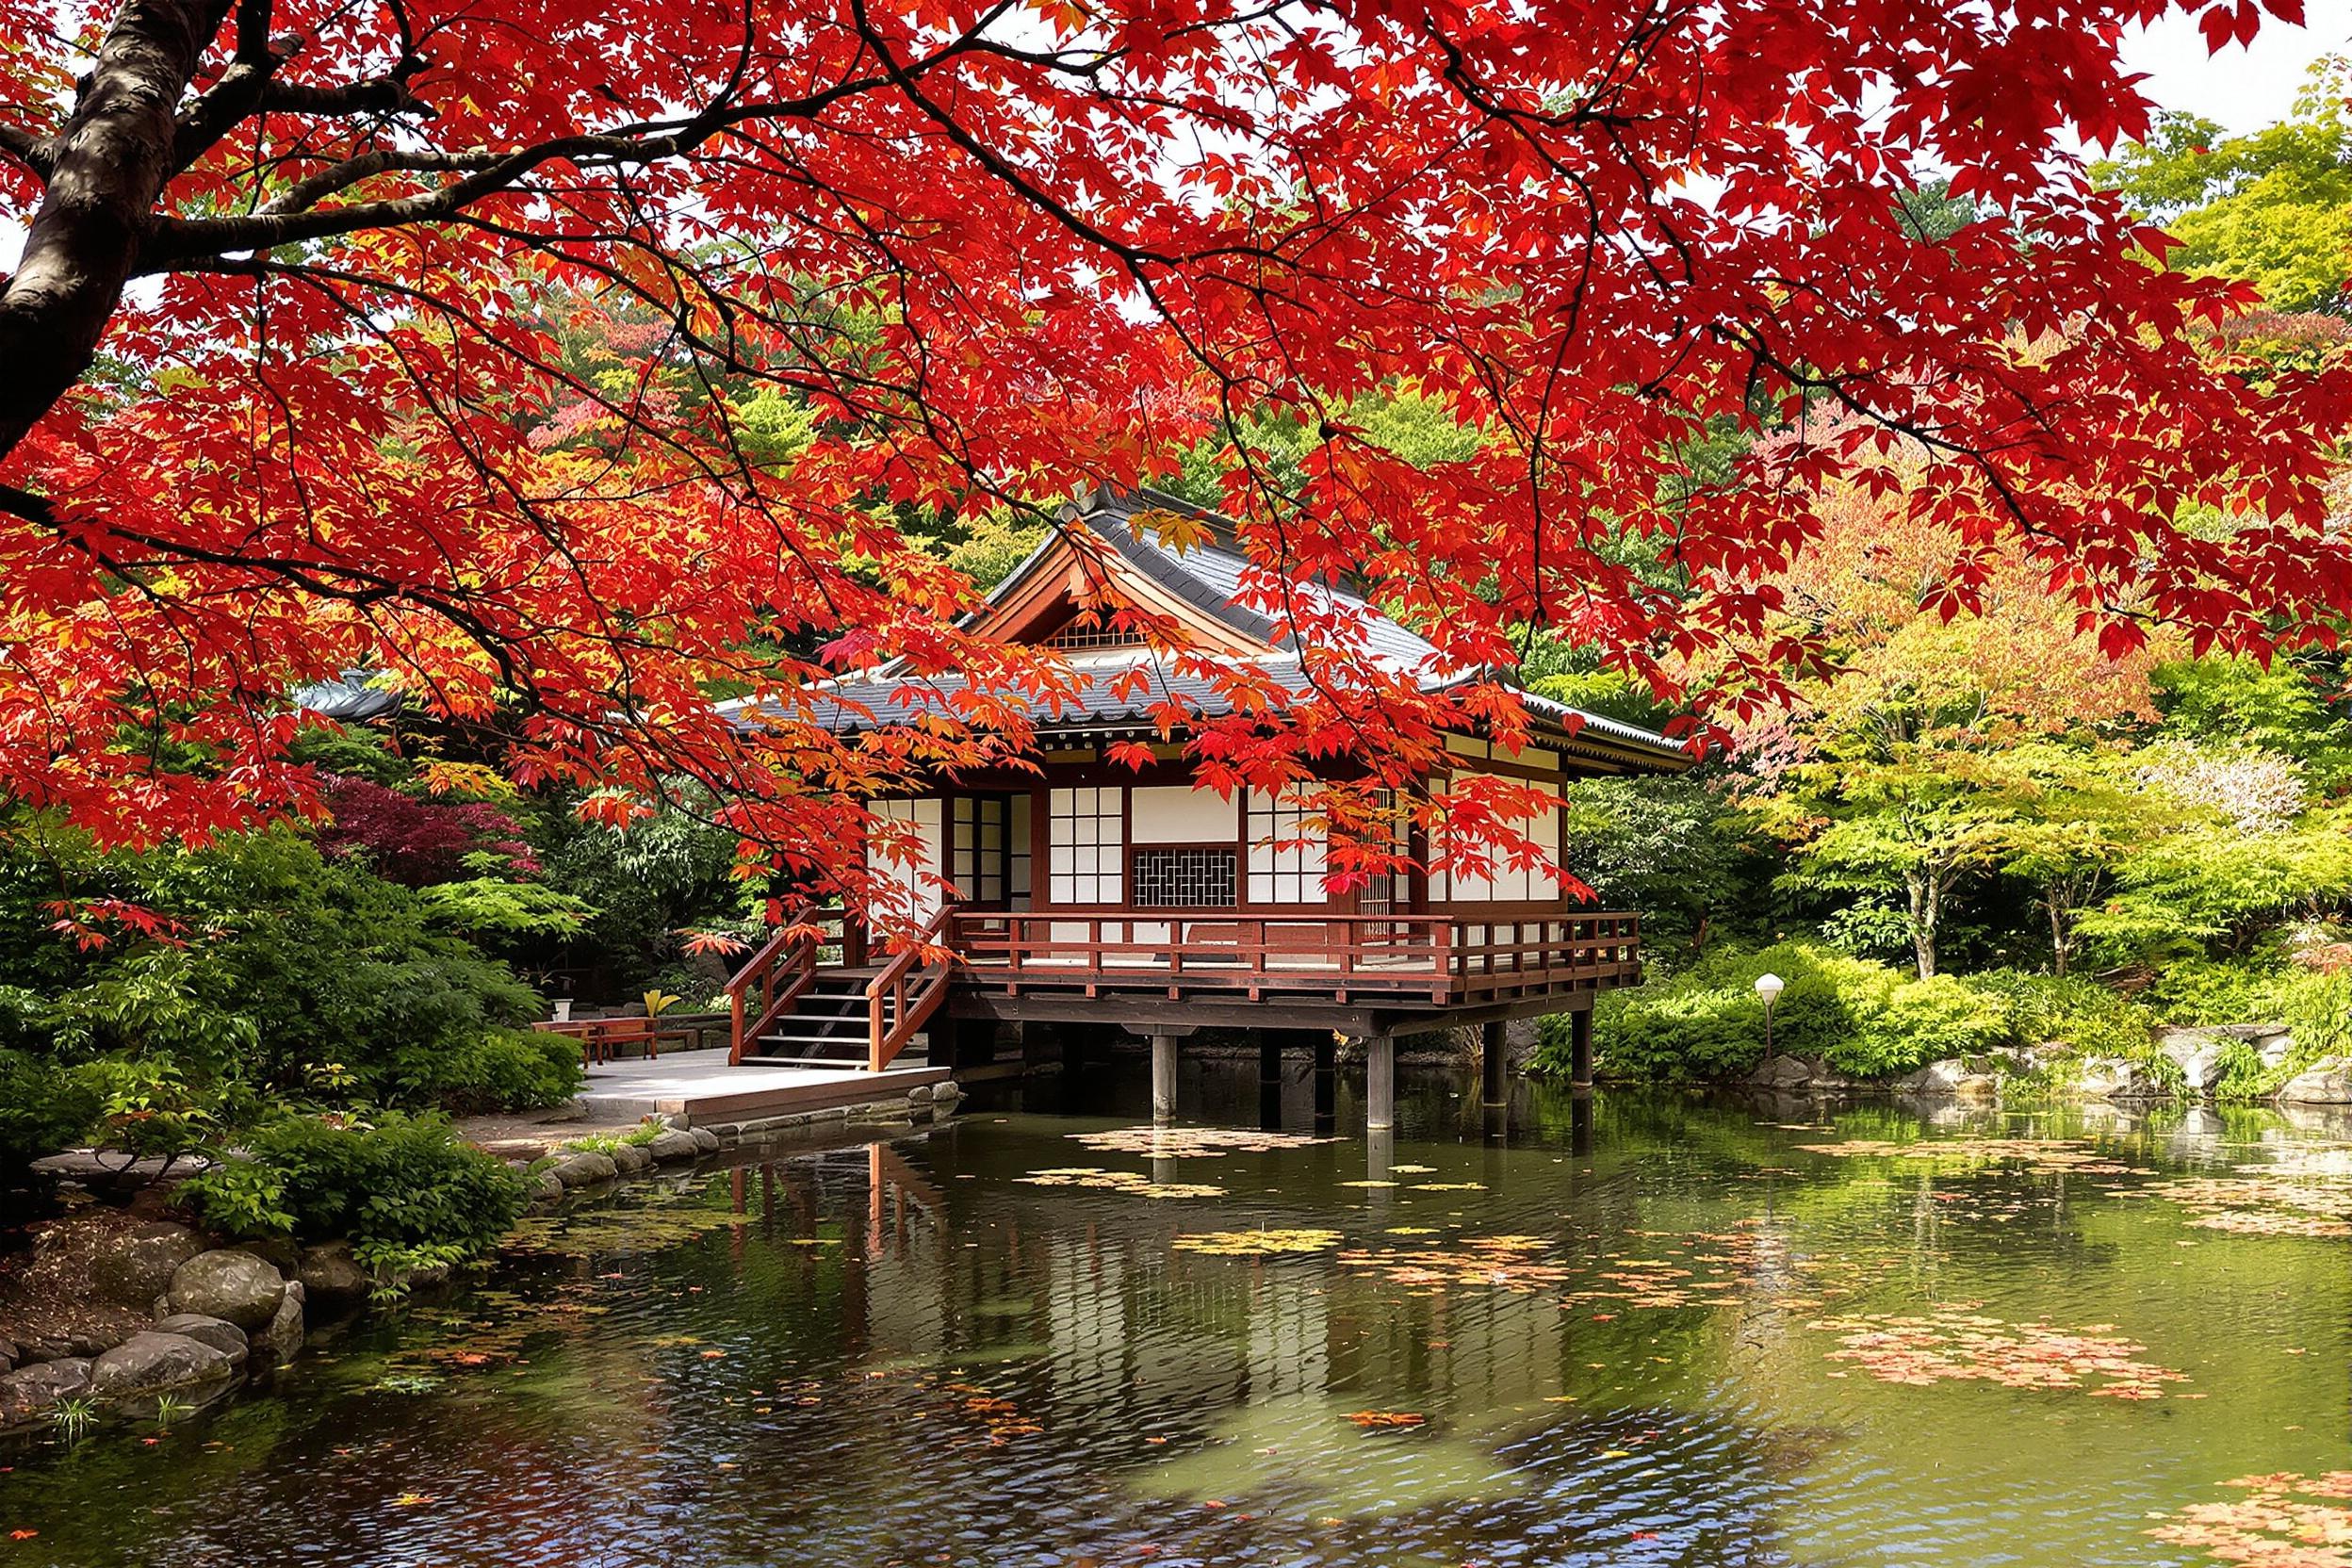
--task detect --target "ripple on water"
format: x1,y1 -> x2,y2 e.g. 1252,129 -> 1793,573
0,1082 -> 2345,1568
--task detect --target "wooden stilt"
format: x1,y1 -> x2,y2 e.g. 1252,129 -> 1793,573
1481,1019 -> 1510,1108
1152,1033 -> 1178,1121
1366,1035 -> 1396,1132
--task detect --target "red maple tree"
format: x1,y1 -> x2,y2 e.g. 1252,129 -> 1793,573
0,0 -> 2344,923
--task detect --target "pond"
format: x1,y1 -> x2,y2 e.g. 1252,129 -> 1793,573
3,1063 -> 2348,1567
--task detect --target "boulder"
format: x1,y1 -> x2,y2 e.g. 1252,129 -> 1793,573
933,1079 -> 964,1104
2278,1056 -> 2352,1105
529,1169 -> 564,1203
83,1219 -> 211,1310
1896,1059 -> 1968,1098
905,1083 -> 934,1104
689,1127 -> 721,1154
167,1250 -> 288,1332
548,1152 -> 618,1187
251,1281 -> 306,1369
0,1357 -> 90,1427
2155,1028 -> 2232,1098
645,1131 -> 700,1164
1751,1054 -> 1813,1090
296,1240 -> 371,1306
150,1314 -> 248,1364
88,1331 -> 236,1405
239,1235 -> 302,1276
2076,1056 -> 2178,1102
609,1143 -> 655,1176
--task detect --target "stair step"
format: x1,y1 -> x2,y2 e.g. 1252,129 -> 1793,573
740,1055 -> 872,1069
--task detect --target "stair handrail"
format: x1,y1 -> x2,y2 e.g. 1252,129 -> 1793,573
865,906 -> 956,1072
724,902 -> 824,1065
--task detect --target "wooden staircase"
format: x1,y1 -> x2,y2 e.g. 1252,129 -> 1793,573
723,906 -> 956,1072
738,969 -> 882,1067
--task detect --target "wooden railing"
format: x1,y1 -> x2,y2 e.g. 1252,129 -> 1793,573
944,910 -> 1640,1005
723,905 -> 823,1065
867,907 -> 956,1071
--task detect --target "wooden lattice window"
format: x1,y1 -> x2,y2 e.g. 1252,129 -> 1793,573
1045,618 -> 1149,652
1247,789 -> 1327,905
1133,848 -> 1237,908
1048,787 -> 1124,905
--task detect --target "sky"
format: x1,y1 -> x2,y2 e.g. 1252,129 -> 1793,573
2122,0 -> 2350,133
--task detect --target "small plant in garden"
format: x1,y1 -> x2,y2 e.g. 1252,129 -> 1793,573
50,1397 -> 98,1441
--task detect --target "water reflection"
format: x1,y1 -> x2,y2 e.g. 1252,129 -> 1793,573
2,1068 -> 2347,1568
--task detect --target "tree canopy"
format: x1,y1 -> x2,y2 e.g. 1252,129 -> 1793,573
2098,57 -> 2352,313
2,0 -> 2346,923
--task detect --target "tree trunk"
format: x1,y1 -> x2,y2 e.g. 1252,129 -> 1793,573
0,0 -> 224,462
1905,869 -> 1938,979
2048,893 -> 2071,977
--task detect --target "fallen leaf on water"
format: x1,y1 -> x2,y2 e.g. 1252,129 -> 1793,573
1345,1411 -> 1427,1428
2148,1471 -> 2352,1565
1809,1308 -> 2187,1399
1173,1228 -> 1342,1257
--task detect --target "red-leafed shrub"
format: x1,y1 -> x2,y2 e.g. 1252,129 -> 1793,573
316,776 -> 539,887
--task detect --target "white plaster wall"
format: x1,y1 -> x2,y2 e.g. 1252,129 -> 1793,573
1130,785 -> 1235,844
868,797 -> 944,921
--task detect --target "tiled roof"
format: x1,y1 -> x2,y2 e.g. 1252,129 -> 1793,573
725,490 -> 1692,772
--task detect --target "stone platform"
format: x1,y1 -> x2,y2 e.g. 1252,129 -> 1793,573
575,1047 -> 952,1127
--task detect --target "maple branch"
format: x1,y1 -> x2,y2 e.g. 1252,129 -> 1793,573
168,0 -> 282,172
0,0 -> 229,461
0,122 -> 53,178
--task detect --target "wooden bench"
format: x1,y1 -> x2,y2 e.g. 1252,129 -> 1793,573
533,1017 -> 661,1066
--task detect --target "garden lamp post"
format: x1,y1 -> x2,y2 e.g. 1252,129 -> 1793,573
1755,972 -> 1784,1066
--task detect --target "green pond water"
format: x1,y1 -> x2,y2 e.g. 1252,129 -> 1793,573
4,1064 -> 2349,1567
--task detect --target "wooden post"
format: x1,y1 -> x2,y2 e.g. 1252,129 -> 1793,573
1313,1032 -> 1336,1127
1257,1032 -> 1283,1131
1570,1008 -> 1594,1090
1152,1033 -> 1178,1122
1366,1035 -> 1396,1132
1481,1019 -> 1509,1108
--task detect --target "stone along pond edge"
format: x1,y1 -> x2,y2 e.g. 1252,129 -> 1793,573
0,1078 -> 969,1444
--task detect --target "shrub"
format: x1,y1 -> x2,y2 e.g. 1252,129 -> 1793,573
187,1111 -> 525,1265
0,1050 -> 98,1172
2278,968 -> 2352,1058
1963,971 -> 2155,1057
2138,957 -> 2292,1025
1844,975 -> 2011,1077
315,775 -> 540,886
395,1027 -> 581,1115
1547,941 -> 2149,1085
1546,939 -> 1903,1082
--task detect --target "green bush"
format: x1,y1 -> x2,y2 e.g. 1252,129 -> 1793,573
1845,975 -> 2011,1077
1963,971 -> 2155,1057
393,1027 -> 580,1115
187,1111 -> 525,1265
1547,941 -> 2146,1085
2278,969 -> 2352,1058
0,828 -> 568,1120
2138,957 -> 2292,1025
0,1050 -> 98,1172
1546,940 -> 1904,1082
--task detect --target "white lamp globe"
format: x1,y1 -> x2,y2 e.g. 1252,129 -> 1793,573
1754,972 -> 1785,1006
